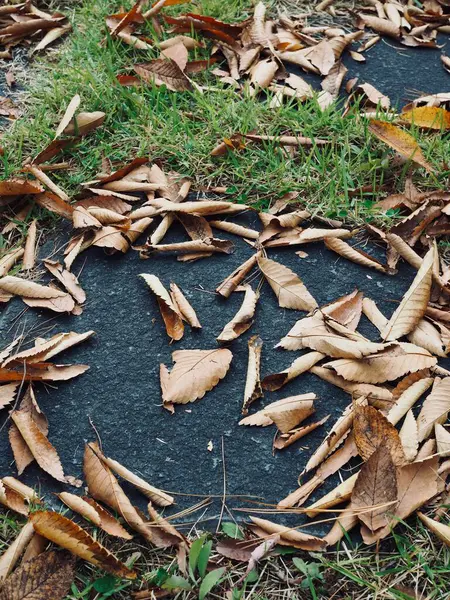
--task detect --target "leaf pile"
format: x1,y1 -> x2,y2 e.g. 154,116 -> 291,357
0,3 -> 71,59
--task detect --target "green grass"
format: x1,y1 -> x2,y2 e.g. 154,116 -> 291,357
2,507 -> 450,599
1,0 -> 448,238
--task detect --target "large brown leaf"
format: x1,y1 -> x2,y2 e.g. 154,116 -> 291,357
257,256 -> 317,311
382,247 -> 434,341
134,59 -> 192,91
239,394 -> 315,432
161,348 -> 232,404
277,312 -> 384,358
368,119 -> 435,173
351,446 -> 398,532
361,456 -> 442,542
0,551 -> 75,600
30,511 -> 136,578
324,342 -> 437,383
353,405 -> 406,466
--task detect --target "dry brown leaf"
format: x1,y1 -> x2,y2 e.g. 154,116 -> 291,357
250,58 -> 278,88
99,452 -> 174,507
418,512 -> 450,547
142,238 -> 234,256
0,276 -> 67,300
0,178 -> 44,196
0,550 -> 75,600
249,517 -> 326,551
277,312 -> 384,358
351,446 -> 397,534
264,227 -> 352,247
0,383 -> 18,410
257,256 -> 317,311
362,456 -> 442,542
43,261 -> 86,305
23,220 -> 37,271
325,238 -> 388,272
435,423 -> 450,457
11,410 -> 77,485
0,247 -> 24,278
322,289 -> 364,331
20,532 -> 47,565
0,480 -> 28,516
357,13 -> 401,38
273,417 -> 329,450
217,285 -> 258,342
0,521 -> 35,582
304,39 -> 335,75
302,396 -> 367,476
262,351 -> 325,391
64,111 -> 106,135
324,342 -> 437,383
35,191 -> 74,219
369,119 -> 435,173
387,374 -> 433,425
140,274 -> 184,341
401,106 -> 450,130
278,435 -> 359,508
162,348 -> 232,404
58,492 -> 132,538
150,198 -> 247,216
399,410 -> 419,462
353,404 -> 406,466
54,94 -> 81,139
324,505 -> 359,546
242,335 -> 263,415
239,394 -> 316,431
209,220 -> 259,240
30,511 -> 136,578
417,377 -> 450,441
382,247 -> 435,341
4,331 -> 94,366
84,443 -> 179,546
306,473 -> 358,517
134,59 -> 192,91
216,254 -> 258,298
169,283 -> 201,329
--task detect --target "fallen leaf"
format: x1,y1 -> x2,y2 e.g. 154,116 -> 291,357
23,220 -> 37,271
322,289 -> 364,331
401,106 -> 450,130
278,312 -> 384,358
417,377 -> 450,441
306,473 -> 358,517
0,550 -> 74,600
249,517 -> 326,551
242,335 -> 263,415
0,247 -> 24,278
399,410 -> 419,462
239,394 -> 316,431
134,59 -> 192,91
43,261 -> 86,305
257,256 -> 317,311
0,178 -> 44,196
140,274 -> 184,341
351,446 -> 398,531
368,119 -> 435,173
325,342 -> 437,383
58,492 -> 132,538
273,416 -> 329,450
0,521 -> 35,582
325,238 -> 389,272
353,404 -> 406,466
30,511 -> 136,578
170,283 -> 201,329
382,247 -> 435,341
418,512 -> 450,547
216,254 -> 258,298
217,285 -> 258,342
162,348 -> 232,404
0,383 -> 18,410
54,94 -> 81,139
262,351 -> 325,391
0,276 -> 66,299
362,456 -> 442,542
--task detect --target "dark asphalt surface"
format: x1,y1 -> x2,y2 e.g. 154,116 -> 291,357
0,35 -> 449,537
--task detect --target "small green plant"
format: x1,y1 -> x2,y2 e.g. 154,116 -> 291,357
293,557 -> 324,600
